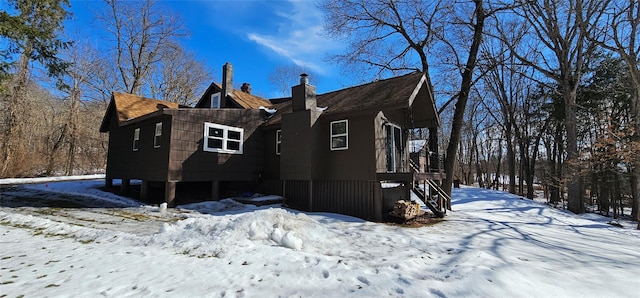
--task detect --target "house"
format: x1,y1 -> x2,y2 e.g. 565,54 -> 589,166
100,63 -> 448,221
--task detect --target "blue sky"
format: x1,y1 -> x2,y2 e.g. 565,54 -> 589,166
66,0 -> 349,98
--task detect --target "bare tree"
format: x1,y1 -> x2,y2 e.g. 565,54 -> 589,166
321,0 -> 446,78
441,0 -> 488,203
594,0 -> 640,228
479,33 -> 541,195
56,40 -> 103,174
148,45 -> 212,106
268,64 -> 319,97
96,0 -> 186,95
502,0 -> 609,214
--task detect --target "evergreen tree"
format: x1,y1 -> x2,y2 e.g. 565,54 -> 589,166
0,0 -> 70,177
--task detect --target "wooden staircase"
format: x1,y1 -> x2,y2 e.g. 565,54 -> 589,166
412,185 -> 445,218
409,159 -> 450,218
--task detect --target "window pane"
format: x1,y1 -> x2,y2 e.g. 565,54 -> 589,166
208,138 -> 223,149
155,136 -> 161,147
276,130 -> 281,142
276,143 -> 281,154
332,136 -> 347,149
211,93 -> 220,108
228,130 -> 241,140
332,121 -> 346,135
394,126 -> 402,152
209,127 -> 223,138
227,141 -> 240,151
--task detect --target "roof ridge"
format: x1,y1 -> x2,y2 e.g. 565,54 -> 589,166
317,71 -> 422,97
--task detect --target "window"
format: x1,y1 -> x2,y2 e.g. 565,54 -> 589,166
276,130 -> 282,155
330,120 -> 348,150
154,122 -> 162,148
204,122 -> 244,154
133,128 -> 140,151
385,123 -> 402,172
211,92 -> 221,109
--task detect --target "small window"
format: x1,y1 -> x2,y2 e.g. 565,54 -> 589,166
133,128 -> 140,151
154,122 -> 162,148
211,92 -> 221,109
204,122 -> 244,154
330,120 -> 348,151
275,130 -> 282,155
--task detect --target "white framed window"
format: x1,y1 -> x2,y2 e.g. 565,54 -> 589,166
330,119 -> 348,151
211,92 -> 221,109
133,128 -> 140,151
154,122 -> 162,148
204,122 -> 244,154
276,130 -> 282,155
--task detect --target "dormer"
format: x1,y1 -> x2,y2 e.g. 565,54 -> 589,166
195,62 -> 273,110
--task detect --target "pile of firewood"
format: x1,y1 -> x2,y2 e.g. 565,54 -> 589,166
390,200 -> 421,220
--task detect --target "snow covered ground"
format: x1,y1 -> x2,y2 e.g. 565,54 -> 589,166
1,178 -> 639,297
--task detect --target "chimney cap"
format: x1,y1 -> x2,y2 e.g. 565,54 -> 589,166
300,73 -> 309,85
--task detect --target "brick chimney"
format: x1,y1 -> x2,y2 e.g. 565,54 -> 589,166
222,62 -> 233,98
292,73 -> 316,112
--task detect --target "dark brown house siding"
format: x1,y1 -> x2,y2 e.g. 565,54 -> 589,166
314,113 -> 378,181
105,115 -> 172,182
261,127 -> 281,180
281,180 -> 382,221
165,109 -> 265,182
268,111 -> 384,220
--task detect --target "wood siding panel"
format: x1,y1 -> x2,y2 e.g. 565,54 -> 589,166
279,179 -> 382,221
166,109 -> 265,182
314,114 -> 377,181
105,116 -> 171,181
282,180 -> 311,211
261,128 -> 281,180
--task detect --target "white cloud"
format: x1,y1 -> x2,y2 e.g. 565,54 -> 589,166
246,0 -> 340,75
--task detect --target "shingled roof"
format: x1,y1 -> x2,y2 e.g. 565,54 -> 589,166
264,72 -> 439,127
230,89 -> 272,109
195,83 -> 272,109
99,92 -> 179,132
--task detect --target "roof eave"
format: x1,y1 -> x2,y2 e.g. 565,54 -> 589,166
99,95 -> 116,132
118,109 -> 168,127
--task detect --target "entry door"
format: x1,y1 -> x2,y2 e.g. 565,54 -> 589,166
386,124 -> 402,172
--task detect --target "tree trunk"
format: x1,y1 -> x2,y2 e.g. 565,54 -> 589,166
442,0 -> 485,206
598,172 -> 610,216
1,47 -> 32,177
549,130 -> 563,206
505,122 -> 516,193
46,124 -> 68,175
563,83 -> 584,214
65,87 -> 80,175
631,82 -> 640,229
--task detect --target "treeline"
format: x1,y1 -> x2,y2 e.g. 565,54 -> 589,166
454,55 -> 637,219
1,0 -> 212,177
